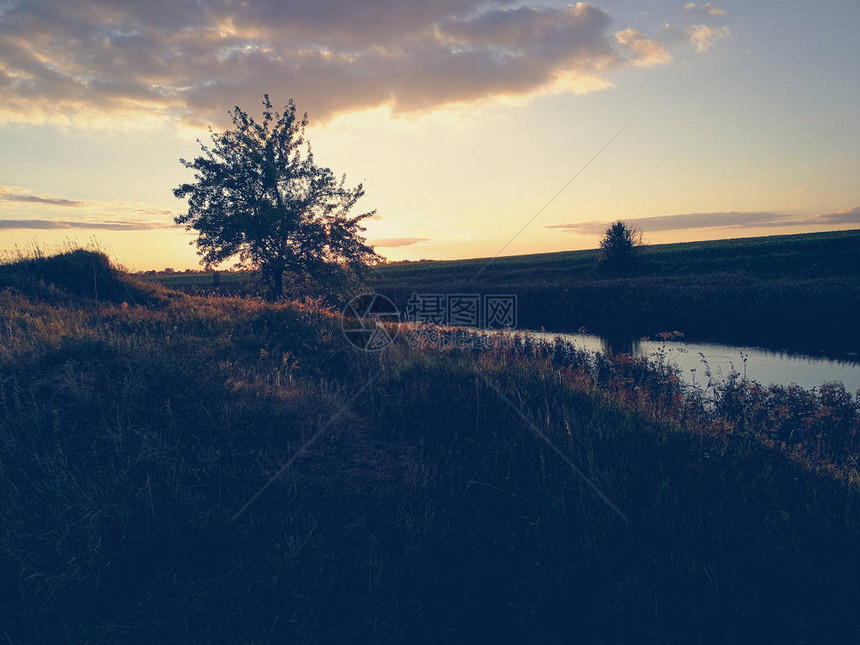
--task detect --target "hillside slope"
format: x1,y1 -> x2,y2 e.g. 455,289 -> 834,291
1,250 -> 859,642
375,229 -> 860,286
0,249 -> 165,305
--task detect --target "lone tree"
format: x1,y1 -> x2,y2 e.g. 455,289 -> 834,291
174,96 -> 379,299
599,220 -> 642,270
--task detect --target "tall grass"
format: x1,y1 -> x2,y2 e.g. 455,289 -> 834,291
1,249 -> 859,642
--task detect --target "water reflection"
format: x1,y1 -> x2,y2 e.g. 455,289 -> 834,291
600,333 -> 641,357
533,331 -> 860,393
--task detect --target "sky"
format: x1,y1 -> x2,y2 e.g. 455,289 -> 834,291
0,0 -> 858,270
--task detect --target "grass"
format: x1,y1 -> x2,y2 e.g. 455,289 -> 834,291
375,228 -> 860,284
2,249 -> 860,643
142,229 -> 860,354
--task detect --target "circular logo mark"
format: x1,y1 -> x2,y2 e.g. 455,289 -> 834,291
341,292 -> 400,351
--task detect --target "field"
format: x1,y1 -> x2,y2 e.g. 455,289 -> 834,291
375,228 -> 860,283
2,249 -> 860,643
144,229 -> 860,355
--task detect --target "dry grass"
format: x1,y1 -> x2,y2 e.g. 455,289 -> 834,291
1,249 -> 859,643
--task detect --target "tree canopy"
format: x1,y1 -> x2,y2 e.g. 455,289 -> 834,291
174,96 -> 379,298
599,220 -> 642,270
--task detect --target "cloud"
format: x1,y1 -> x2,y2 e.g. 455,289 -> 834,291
1,193 -> 83,207
0,0 -> 699,128
547,211 -> 794,234
0,218 -> 173,231
373,237 -> 431,248
684,3 -> 727,18
816,206 -> 860,224
614,29 -> 672,67
0,184 -> 178,230
1,185 -> 85,207
548,207 -> 860,234
687,24 -> 731,52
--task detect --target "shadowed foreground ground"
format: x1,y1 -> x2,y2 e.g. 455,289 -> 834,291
1,251 -> 859,643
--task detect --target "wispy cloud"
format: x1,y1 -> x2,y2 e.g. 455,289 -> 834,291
1,185 -> 87,207
687,24 -> 731,53
684,3 -> 728,18
816,206 -> 860,224
0,0 -> 719,127
614,29 -> 672,67
373,237 -> 431,248
0,184 -> 177,231
1,193 -> 83,207
546,207 -> 860,234
0,219 -> 174,231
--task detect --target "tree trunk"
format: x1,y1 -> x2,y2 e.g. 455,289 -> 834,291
270,264 -> 284,300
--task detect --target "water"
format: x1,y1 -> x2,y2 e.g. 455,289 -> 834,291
531,331 -> 860,393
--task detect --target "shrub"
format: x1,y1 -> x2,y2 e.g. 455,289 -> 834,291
599,221 -> 642,270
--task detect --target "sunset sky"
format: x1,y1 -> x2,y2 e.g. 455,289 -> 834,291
1,0 -> 858,270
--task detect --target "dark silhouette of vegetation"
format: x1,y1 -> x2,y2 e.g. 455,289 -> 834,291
2,249 -> 860,642
0,248 -> 157,305
174,95 -> 379,300
368,229 -> 860,354
599,220 -> 642,270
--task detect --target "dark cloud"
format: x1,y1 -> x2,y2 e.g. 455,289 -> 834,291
0,218 -> 173,230
373,237 -> 430,248
0,0 -> 693,126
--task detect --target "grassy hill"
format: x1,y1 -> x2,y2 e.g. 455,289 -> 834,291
2,249 -> 860,642
0,249 -> 163,305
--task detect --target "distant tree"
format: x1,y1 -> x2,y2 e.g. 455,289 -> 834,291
174,95 -> 380,299
599,221 -> 642,270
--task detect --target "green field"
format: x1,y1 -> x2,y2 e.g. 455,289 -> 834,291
2,249 -> 860,642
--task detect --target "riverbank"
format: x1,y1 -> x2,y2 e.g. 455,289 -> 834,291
528,329 -> 860,392
372,229 -> 860,355
2,250 -> 860,642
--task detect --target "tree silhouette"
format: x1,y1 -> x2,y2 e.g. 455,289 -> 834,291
599,221 -> 642,270
174,96 -> 379,299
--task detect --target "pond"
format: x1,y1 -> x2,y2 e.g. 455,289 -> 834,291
531,331 -> 860,393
